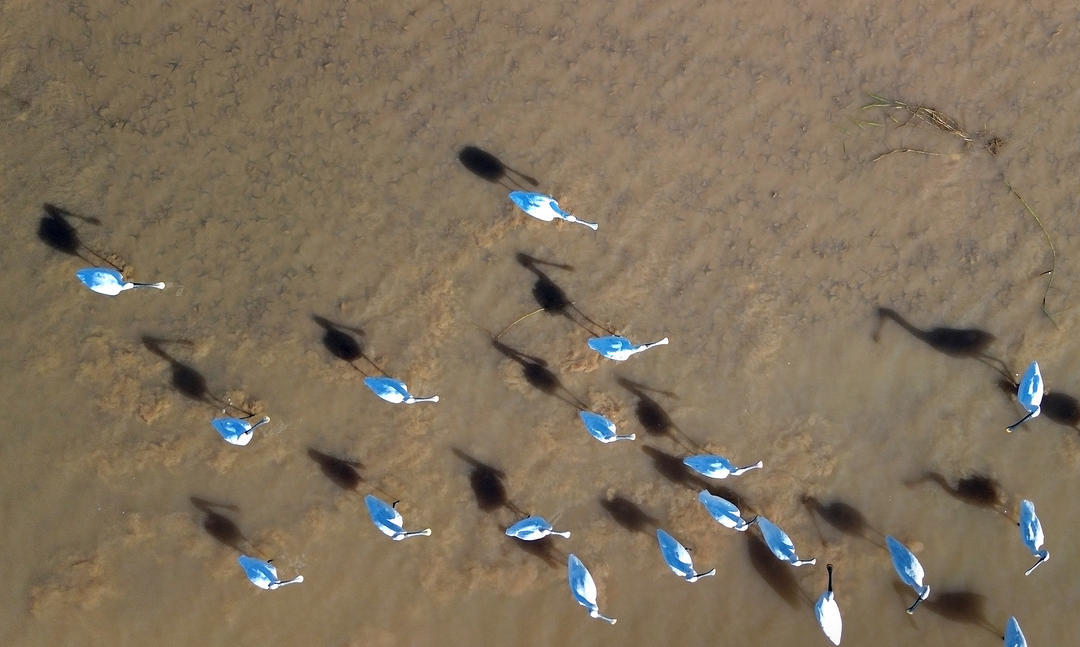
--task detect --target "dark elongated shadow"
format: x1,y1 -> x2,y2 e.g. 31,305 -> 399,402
746,532 -> 805,609
641,445 -> 746,509
452,448 -> 526,517
904,471 -> 1011,519
497,253 -> 614,338
312,315 -> 384,376
142,336 -> 252,415
503,524 -> 563,568
490,337 -> 588,410
307,448 -> 364,490
617,377 -> 697,450
190,496 -> 254,554
891,583 -> 1000,637
996,378 -> 1080,431
37,203 -> 119,269
599,493 -> 659,534
458,145 -> 538,190
873,307 -> 1010,380
801,494 -> 884,548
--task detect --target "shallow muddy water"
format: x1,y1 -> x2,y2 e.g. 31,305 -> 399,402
2,1 -> 1080,645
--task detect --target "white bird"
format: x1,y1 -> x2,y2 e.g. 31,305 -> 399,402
886,535 -> 930,613
756,516 -> 816,567
1004,616 -> 1027,647
683,454 -> 763,479
505,516 -> 571,540
1018,499 -> 1049,575
236,555 -> 303,590
362,376 -> 439,404
815,563 -> 842,645
697,490 -> 757,531
578,411 -> 635,443
656,529 -> 715,582
567,554 -> 616,624
364,494 -> 431,540
587,335 -> 669,361
508,191 -> 598,230
210,416 -> 270,446
76,267 -> 165,296
1007,361 -> 1043,432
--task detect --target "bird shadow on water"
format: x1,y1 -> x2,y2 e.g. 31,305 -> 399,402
745,532 -> 807,609
457,145 -> 538,190
497,253 -> 614,339
312,315 -> 384,376
872,307 -> 1010,380
490,337 -> 588,410
640,445 -> 746,509
452,448 -> 527,517
307,448 -> 364,490
141,336 -> 252,416
37,203 -> 120,269
190,496 -> 258,555
801,494 -> 885,548
904,471 -> 1011,519
996,378 -> 1080,432
598,492 -> 659,535
617,377 -> 698,451
892,583 -> 1000,637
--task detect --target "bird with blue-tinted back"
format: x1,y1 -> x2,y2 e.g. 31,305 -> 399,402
656,529 -> 715,582
1004,616 -> 1027,647
815,563 -> 842,645
362,376 -> 439,404
505,516 -> 570,540
508,191 -> 598,230
567,554 -> 616,624
886,535 -> 930,613
1018,499 -> 1049,575
756,516 -> 816,566
697,490 -> 757,531
236,555 -> 304,590
1007,361 -> 1043,431
364,495 -> 431,540
76,267 -> 165,296
683,454 -> 763,479
211,416 -> 270,446
578,411 -> 635,443
587,335 -> 669,361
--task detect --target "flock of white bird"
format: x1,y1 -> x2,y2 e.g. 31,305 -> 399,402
73,190 -> 1048,646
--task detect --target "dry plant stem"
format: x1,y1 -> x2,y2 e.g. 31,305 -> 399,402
871,148 -> 940,163
864,93 -> 1064,324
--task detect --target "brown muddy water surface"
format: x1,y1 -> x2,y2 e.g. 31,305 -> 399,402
2,1 -> 1080,645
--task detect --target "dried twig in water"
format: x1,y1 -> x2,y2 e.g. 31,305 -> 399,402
863,94 -> 975,142
872,148 -> 941,163
1006,185 -> 1064,326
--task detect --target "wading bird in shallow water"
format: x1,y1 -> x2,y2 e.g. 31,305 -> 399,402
579,410 -> 636,443
683,455 -> 763,479
656,529 -> 715,583
1018,499 -> 1049,575
364,495 -> 431,541
756,516 -> 816,566
505,516 -> 571,541
211,416 -> 270,446
1007,361 -> 1043,431
697,490 -> 757,531
76,267 -> 165,296
567,554 -> 616,624
1004,616 -> 1027,647
587,335 -> 669,361
815,563 -> 842,645
886,535 -> 930,613
362,376 -> 439,404
508,191 -> 598,230
236,555 -> 303,590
